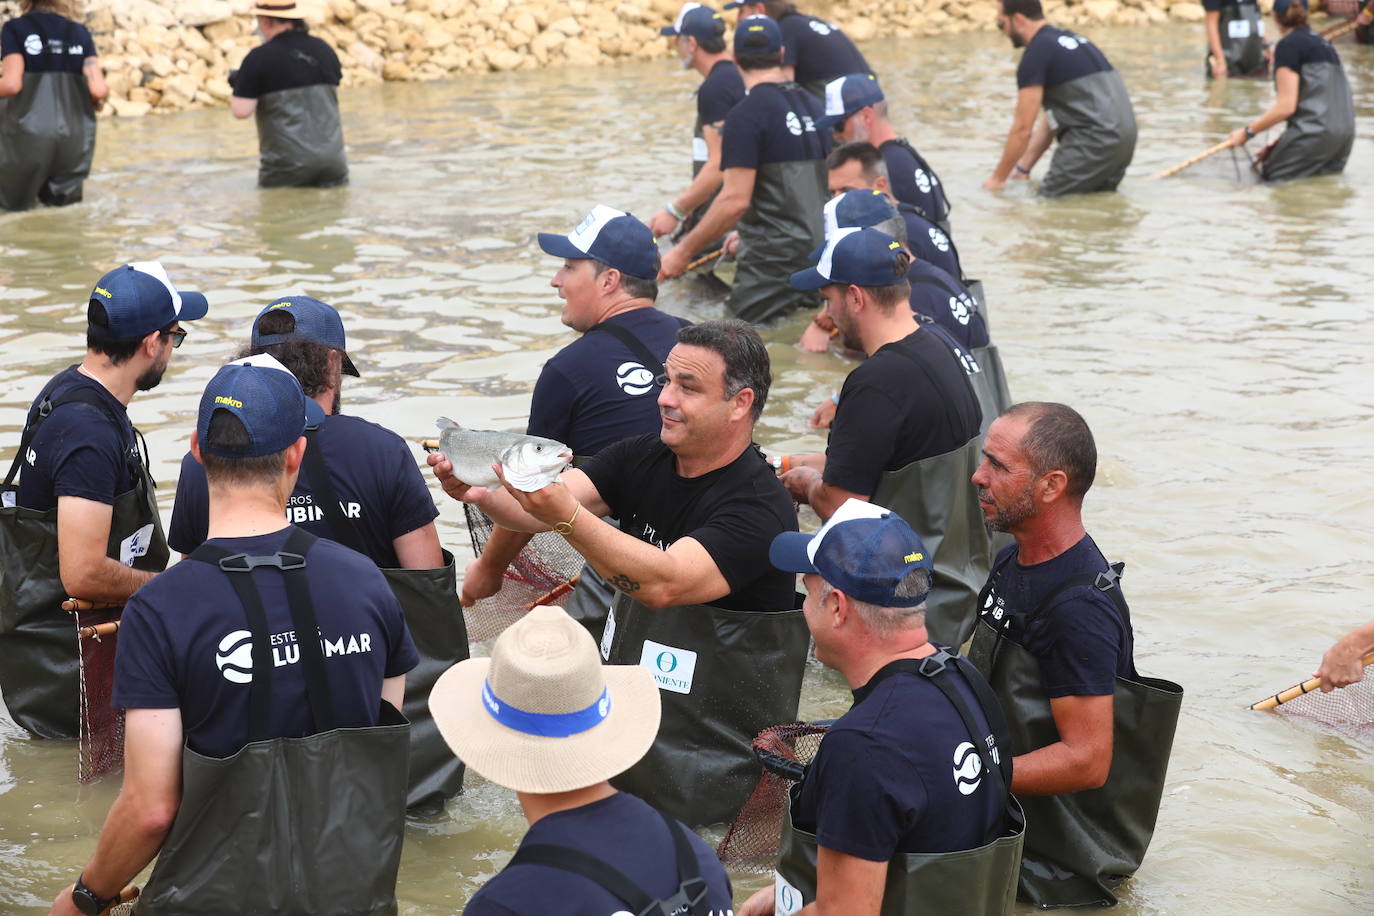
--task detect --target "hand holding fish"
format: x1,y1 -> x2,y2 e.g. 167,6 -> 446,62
491,463 -> 583,533
431,419 -> 571,494
426,451 -> 488,504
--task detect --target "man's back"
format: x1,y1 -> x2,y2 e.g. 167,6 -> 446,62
234,29 -> 341,97
776,11 -> 870,87
881,138 -> 950,229
906,260 -> 989,350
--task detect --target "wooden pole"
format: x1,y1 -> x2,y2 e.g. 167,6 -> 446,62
523,574 -> 582,611
79,621 -> 121,640
1155,139 -> 1234,179
685,248 -> 725,272
62,598 -> 123,612
1320,17 -> 1360,39
1248,652 -> 1374,710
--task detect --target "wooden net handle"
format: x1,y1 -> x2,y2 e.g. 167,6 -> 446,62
63,598 -> 123,612
420,439 -> 440,453
1248,652 -> 1374,710
685,248 -> 725,272
79,621 -> 121,640
523,574 -> 581,612
1321,18 -> 1360,39
1155,139 -> 1233,179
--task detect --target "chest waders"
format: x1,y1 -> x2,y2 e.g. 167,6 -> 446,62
728,82 -> 828,324
1212,2 -> 1268,77
301,430 -> 467,810
869,343 -> 990,649
601,591 -> 809,827
137,529 -> 409,916
0,373 -> 168,739
254,65 -> 348,189
775,653 -> 1024,915
968,551 -> 1184,906
504,807 -> 711,916
0,15 -> 96,210
1040,69 -> 1137,197
1261,57 -> 1355,181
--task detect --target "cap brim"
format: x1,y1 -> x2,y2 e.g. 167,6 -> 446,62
537,232 -> 586,261
340,351 -> 360,377
789,266 -> 829,291
175,291 -> 210,323
429,657 -> 662,794
769,530 -> 819,574
815,113 -> 847,132
659,24 -> 680,34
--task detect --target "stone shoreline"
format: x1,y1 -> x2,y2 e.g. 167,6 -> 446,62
0,0 -> 1218,118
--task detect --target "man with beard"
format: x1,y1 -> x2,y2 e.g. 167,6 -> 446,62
1,263 -> 206,738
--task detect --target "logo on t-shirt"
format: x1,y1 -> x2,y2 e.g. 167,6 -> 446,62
25,447 -> 36,466
616,360 -> 657,396
23,34 -> 42,55
953,741 -> 983,794
1058,34 -> 1081,50
928,228 -> 950,252
785,111 -> 803,136
948,294 -> 973,326
216,630 -> 255,684
809,19 -> 834,35
914,168 -> 932,194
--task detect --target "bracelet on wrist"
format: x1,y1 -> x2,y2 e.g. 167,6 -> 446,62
1013,164 -> 1030,175
666,201 -> 686,221
1243,124 -> 1255,140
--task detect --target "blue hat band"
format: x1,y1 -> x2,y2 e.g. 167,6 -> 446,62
482,680 -> 611,738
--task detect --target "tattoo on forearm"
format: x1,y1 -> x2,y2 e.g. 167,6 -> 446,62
608,574 -> 640,593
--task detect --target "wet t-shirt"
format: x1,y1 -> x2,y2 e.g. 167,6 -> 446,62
580,434 -> 798,611
978,536 -> 1137,697
112,526 -> 418,758
169,413 -> 438,568
1017,25 -> 1114,90
881,138 -> 950,227
15,367 -> 139,512
1,12 -> 95,74
1273,27 -> 1341,73
463,792 -> 734,915
777,12 -> 871,86
825,329 -> 981,497
720,80 -> 830,170
899,202 -> 962,279
233,29 -> 341,98
907,260 -> 989,350
527,308 -> 686,457
792,662 -> 1006,858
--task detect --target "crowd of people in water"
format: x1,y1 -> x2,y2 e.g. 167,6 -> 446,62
0,0 -> 1367,913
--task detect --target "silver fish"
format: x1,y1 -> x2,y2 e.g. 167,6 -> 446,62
434,418 -> 572,492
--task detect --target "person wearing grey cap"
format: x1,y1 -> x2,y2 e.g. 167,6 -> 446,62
0,262 -> 207,740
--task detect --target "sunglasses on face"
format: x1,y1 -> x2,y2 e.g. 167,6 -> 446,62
167,328 -> 188,348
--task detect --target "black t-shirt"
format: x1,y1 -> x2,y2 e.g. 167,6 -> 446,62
112,526 -> 418,759
169,414 -> 438,568
899,203 -> 961,280
527,309 -> 685,457
1201,0 -> 1255,9
881,139 -> 949,227
824,329 -> 981,497
15,368 -> 139,512
792,662 -> 1006,858
463,792 -> 734,915
777,12 -> 871,86
906,260 -> 990,351
698,58 -> 746,126
1274,27 -> 1341,72
1,12 -> 95,74
720,80 -> 829,170
978,536 -> 1137,698
580,434 -> 798,611
1017,25 -> 1114,90
233,29 -> 342,98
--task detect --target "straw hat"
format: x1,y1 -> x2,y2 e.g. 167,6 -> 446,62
249,2 -> 308,19
429,605 -> 661,794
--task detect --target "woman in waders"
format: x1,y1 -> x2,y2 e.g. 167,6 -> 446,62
1202,0 -> 1268,78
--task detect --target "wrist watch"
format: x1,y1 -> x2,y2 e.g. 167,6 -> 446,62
1243,124 -> 1256,140
72,875 -> 119,915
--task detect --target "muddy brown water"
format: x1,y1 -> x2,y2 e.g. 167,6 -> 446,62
2,20 -> 1373,915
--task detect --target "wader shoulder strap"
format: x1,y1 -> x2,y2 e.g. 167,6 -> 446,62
300,427 -> 365,554
585,318 -> 685,380
4,380 -> 140,487
1025,561 -> 1128,624
506,809 -> 709,916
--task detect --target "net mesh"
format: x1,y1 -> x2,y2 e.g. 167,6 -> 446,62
717,723 -> 830,873
76,608 -> 125,784
462,503 -> 584,643
1274,677 -> 1374,744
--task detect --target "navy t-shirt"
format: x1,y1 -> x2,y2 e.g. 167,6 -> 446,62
978,536 -> 1137,697
881,139 -> 949,227
721,81 -> 830,170
698,58 -> 746,126
907,260 -> 989,351
112,526 -> 418,759
1274,27 -> 1341,73
168,413 -> 438,568
233,29 -> 341,98
1,13 -> 95,74
527,309 -> 685,457
900,203 -> 962,280
580,434 -> 797,611
1201,0 -> 1258,11
825,329 -> 981,497
777,12 -> 871,86
792,662 -> 1006,858
464,792 -> 733,915
1017,26 -> 1114,90
15,368 -> 139,512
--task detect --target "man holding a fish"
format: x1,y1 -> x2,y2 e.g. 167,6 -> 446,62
430,319 -> 809,827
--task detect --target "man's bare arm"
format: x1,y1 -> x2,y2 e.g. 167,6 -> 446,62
57,496 -> 157,602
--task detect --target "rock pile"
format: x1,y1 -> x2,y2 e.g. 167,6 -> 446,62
0,0 -> 1219,117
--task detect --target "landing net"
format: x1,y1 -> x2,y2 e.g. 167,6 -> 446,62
462,504 -> 583,643
1274,677 -> 1374,744
76,608 -> 124,783
717,723 -> 830,873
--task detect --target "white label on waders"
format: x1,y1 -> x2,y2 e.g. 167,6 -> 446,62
639,639 -> 697,694
120,523 -> 155,566
601,606 -> 616,660
2,491 -> 14,509
775,873 -> 804,915
693,136 -> 709,162
1228,19 -> 1252,38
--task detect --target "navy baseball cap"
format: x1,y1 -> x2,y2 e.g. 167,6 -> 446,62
790,227 -> 908,291
816,73 -> 884,131
88,262 -> 209,340
250,295 -> 359,377
735,14 -> 782,53
538,205 -> 659,280
721,0 -> 757,9
1273,0 -> 1306,13
770,498 -> 933,607
661,2 -> 726,39
198,354 -> 323,459
808,190 -> 900,260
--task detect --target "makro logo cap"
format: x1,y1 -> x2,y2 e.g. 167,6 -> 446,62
88,261 -> 209,340
197,353 -> 321,458
734,14 -> 782,54
660,2 -> 726,39
808,190 -> 900,261
537,205 -> 659,280
769,497 -> 934,607
250,295 -> 360,377
789,226 -> 908,291
816,73 -> 884,131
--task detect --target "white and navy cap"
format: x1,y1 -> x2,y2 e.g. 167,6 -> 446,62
817,73 -> 884,131
88,262 -> 209,340
537,205 -> 660,280
660,2 -> 726,39
790,226 -> 908,291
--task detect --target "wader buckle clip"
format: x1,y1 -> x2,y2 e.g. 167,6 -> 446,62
639,877 -> 708,916
218,551 -> 307,573
1094,564 -> 1124,591
918,651 -> 950,677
